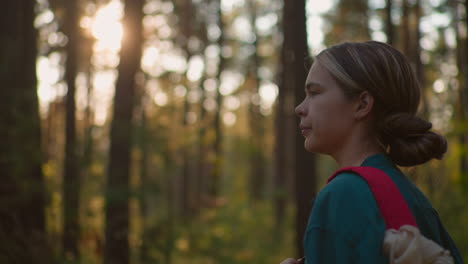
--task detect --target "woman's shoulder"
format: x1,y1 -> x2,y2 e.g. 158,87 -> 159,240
317,171 -> 380,215
310,171 -> 385,237
319,171 -> 374,200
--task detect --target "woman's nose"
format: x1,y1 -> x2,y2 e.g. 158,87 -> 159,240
295,102 -> 305,116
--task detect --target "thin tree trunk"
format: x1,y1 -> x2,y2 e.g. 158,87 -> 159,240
181,91 -> 191,216
104,0 -> 144,263
0,0 -> 50,262
176,0 -> 196,218
414,0 -> 428,118
326,0 -> 370,43
464,0 -> 468,189
211,0 -> 226,197
81,17 -> 95,177
83,74 -> 94,149
166,156 -> 175,264
196,1 -> 211,210
63,0 -> 80,259
283,0 -> 317,257
139,103 -> 150,264
274,10 -> 287,233
385,0 -> 394,44
196,70 -> 208,212
82,68 -> 95,187
401,0 -> 411,56
465,0 -> 468,96
247,0 -> 266,201
273,99 -> 287,229
454,0 -> 468,191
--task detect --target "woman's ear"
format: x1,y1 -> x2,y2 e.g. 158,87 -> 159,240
354,91 -> 374,120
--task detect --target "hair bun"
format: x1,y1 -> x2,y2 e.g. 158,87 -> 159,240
381,113 -> 431,138
380,113 -> 447,166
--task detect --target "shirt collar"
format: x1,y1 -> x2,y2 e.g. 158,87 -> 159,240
360,153 -> 395,169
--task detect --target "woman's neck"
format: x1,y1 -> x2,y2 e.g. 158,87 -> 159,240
332,133 -> 384,168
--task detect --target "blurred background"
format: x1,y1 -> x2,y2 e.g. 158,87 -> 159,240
1,0 -> 467,263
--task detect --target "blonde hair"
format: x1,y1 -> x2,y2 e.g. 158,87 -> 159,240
316,41 -> 446,166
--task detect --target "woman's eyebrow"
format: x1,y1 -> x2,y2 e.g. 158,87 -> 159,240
305,81 -> 323,90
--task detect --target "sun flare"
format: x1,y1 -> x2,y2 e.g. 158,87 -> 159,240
90,0 -> 124,52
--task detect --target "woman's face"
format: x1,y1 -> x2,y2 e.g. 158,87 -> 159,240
295,61 -> 358,155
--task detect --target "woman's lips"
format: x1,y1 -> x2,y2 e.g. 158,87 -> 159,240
301,128 -> 311,136
300,125 -> 312,136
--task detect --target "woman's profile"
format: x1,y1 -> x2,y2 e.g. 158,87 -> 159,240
280,41 -> 463,264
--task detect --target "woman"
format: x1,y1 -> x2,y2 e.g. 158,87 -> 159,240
281,41 -> 463,264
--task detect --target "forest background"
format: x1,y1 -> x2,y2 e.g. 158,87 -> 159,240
1,0 -> 467,263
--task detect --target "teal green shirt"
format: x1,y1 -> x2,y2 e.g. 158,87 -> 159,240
303,154 -> 463,264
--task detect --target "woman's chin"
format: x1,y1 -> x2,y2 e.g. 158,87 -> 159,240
304,141 -> 317,153
304,138 -> 325,154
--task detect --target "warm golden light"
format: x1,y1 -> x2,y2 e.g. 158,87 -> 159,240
90,0 -> 124,53
74,0 -> 125,125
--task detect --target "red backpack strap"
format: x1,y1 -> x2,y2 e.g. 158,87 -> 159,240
327,166 -> 417,230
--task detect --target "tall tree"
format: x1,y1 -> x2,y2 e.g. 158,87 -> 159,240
247,0 -> 266,201
80,24 -> 98,259
463,0 -> 468,190
401,0 -> 411,55
324,0 -> 371,44
197,74 -> 208,208
273,93 -> 288,230
465,0 -> 468,93
283,0 -> 317,257
465,1 -> 468,190
62,0 -> 80,260
195,11 -> 209,213
194,0 -> 212,211
454,0 -> 468,191
397,0 -> 427,116
211,0 -> 226,197
179,0 -> 196,218
385,0 -> 395,44
414,0 -> 427,113
0,0 -> 50,262
138,99 -> 151,264
274,0 -> 288,233
104,0 -> 144,263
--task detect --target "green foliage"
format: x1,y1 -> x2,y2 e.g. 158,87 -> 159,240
171,201 -> 295,264
408,143 -> 468,263
135,133 -> 295,264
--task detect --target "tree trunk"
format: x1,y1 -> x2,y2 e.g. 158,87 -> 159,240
385,0 -> 394,44
62,0 -> 80,260
104,0 -> 144,263
274,7 -> 287,233
283,0 -> 317,257
463,0 -> 468,191
324,0 -> 370,44
194,48 -> 208,213
211,0 -> 226,197
465,0 -> 468,95
0,0 -> 50,262
196,69 -> 208,212
247,0 -> 266,201
138,104 -> 151,264
401,0 -> 411,56
180,88 -> 191,217
196,1 -> 211,211
454,0 -> 468,191
180,0 -> 195,218
409,0 -> 428,119
464,0 -> 468,191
